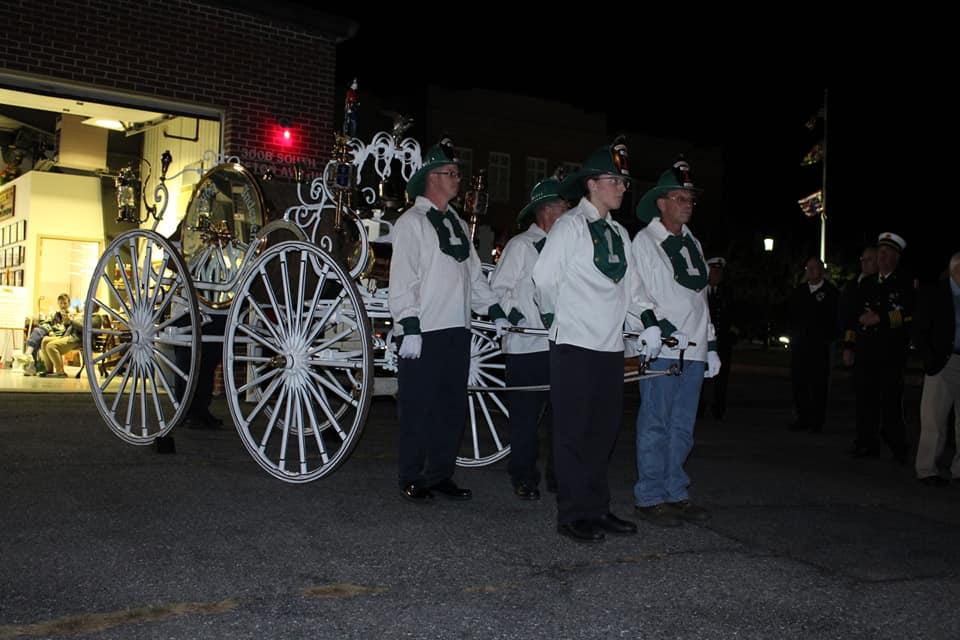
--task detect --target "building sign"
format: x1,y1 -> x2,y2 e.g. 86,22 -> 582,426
0,186 -> 14,220
236,149 -> 322,181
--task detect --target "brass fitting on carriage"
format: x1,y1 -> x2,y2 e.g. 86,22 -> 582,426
330,134 -> 356,232
200,219 -> 234,248
462,169 -> 489,244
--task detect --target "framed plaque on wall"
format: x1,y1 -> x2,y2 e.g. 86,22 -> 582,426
0,186 -> 14,221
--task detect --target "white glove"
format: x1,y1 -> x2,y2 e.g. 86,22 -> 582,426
705,351 -> 721,378
399,334 -> 422,359
637,326 -> 662,359
493,318 -> 511,338
669,331 -> 690,350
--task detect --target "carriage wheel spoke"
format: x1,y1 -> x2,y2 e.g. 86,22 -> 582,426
475,392 -> 505,452
243,375 -> 283,425
305,378 -> 347,442
468,396 -> 480,460
238,367 -> 282,395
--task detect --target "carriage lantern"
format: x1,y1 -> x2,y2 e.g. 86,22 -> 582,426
114,151 -> 172,224
114,166 -> 142,224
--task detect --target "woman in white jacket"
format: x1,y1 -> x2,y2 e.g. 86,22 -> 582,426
533,141 -> 649,543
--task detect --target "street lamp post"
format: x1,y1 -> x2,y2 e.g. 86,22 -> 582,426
799,89 -> 829,264
820,89 -> 828,264
763,236 -> 775,349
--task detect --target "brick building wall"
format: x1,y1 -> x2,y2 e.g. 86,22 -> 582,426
0,0 -> 346,177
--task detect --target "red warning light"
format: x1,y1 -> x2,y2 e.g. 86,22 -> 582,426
274,120 -> 295,147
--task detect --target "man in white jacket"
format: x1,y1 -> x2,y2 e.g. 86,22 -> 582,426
490,176 -> 569,500
389,139 -> 508,504
533,141 -> 653,543
630,158 -> 721,526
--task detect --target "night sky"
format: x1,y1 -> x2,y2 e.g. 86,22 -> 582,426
330,17 -> 953,284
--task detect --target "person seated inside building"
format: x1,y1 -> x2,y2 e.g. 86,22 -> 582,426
32,293 -> 80,378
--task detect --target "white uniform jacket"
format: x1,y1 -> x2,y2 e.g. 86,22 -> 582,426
629,217 -> 716,363
490,223 -> 549,354
389,196 -> 505,335
532,198 -> 635,353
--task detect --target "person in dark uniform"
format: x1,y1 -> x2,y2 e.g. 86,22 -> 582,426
704,257 -> 734,420
389,139 -> 508,504
838,245 -> 878,338
533,141 -> 644,542
842,232 -> 914,462
788,257 -> 839,432
490,176 -> 569,500
182,315 -> 226,429
170,218 -> 224,430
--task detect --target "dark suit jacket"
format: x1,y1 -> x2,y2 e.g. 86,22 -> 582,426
707,284 -> 734,355
913,279 -> 959,376
843,269 -> 915,362
839,274 -> 868,341
789,280 -> 840,347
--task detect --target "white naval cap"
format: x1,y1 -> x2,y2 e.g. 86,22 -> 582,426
877,232 -> 906,252
706,256 -> 726,268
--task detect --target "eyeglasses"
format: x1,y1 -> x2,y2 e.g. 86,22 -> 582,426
664,194 -> 696,206
595,176 -> 629,188
433,170 -> 462,179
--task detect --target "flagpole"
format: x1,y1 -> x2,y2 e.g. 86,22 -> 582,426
820,88 -> 828,264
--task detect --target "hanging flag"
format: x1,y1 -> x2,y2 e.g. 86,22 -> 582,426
798,190 -> 824,217
805,106 -> 825,130
801,140 -> 824,166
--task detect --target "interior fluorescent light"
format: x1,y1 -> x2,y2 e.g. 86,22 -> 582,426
82,118 -> 125,131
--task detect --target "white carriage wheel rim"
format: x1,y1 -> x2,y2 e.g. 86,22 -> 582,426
458,323 -> 512,467
83,229 -> 201,445
223,240 -> 372,483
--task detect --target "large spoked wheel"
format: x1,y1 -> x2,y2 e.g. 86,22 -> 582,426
84,229 -> 201,444
458,321 -> 511,467
223,241 -> 373,483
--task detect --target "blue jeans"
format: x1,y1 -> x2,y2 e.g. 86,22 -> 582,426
634,358 -> 705,507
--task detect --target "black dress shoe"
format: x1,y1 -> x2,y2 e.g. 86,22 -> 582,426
557,519 -> 605,543
849,446 -> 880,458
513,483 -> 541,501
430,479 -> 472,500
400,483 -> 434,503
595,512 -> 637,535
918,475 -> 948,487
787,421 -> 809,432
